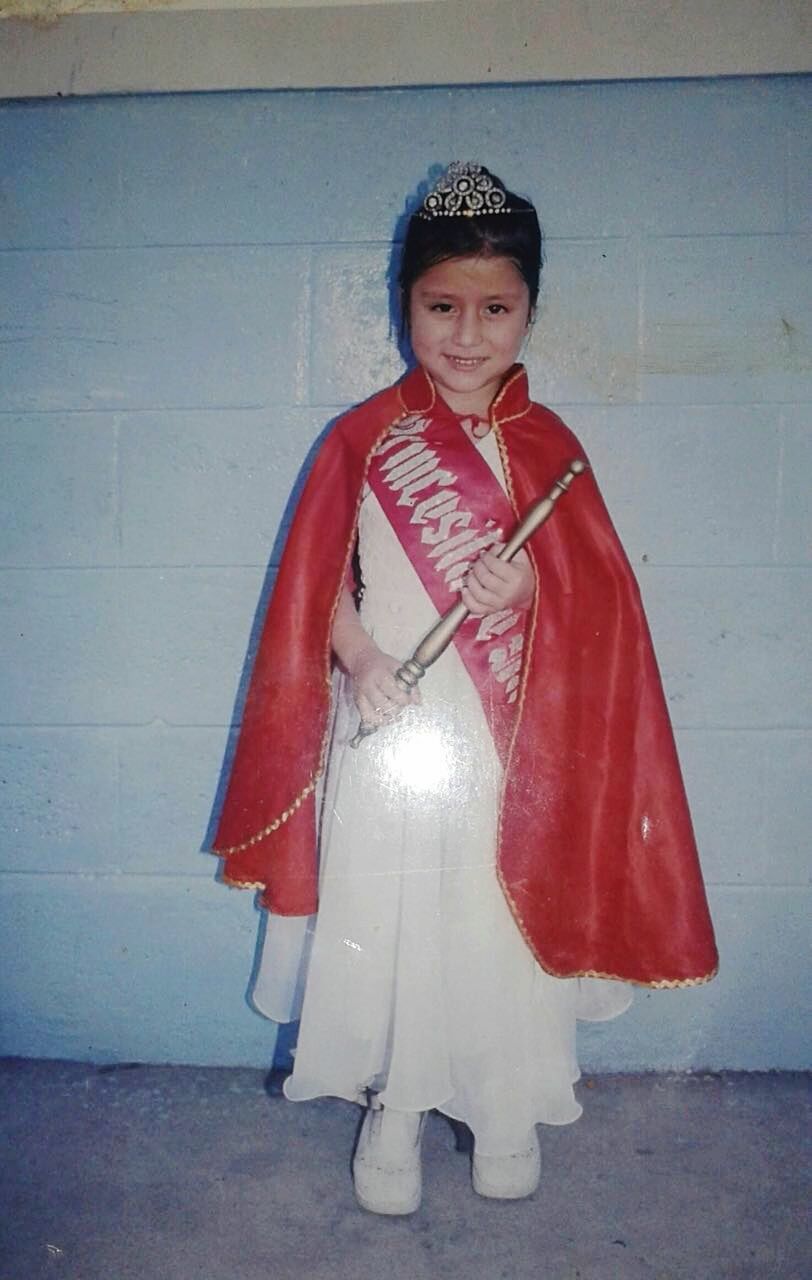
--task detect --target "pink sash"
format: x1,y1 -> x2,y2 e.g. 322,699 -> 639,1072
367,410 -> 527,769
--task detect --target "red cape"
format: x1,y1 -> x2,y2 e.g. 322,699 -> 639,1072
212,365 -> 718,989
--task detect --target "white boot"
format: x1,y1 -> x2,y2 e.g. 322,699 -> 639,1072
472,1128 -> 541,1199
352,1102 -> 425,1215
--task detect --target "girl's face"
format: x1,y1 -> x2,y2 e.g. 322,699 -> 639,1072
408,254 -> 532,419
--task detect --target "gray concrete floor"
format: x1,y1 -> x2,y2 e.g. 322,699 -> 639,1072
1,1060 -> 808,1280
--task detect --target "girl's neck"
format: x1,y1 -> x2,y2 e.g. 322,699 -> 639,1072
422,371 -> 498,426
438,389 -> 496,421
418,360 -> 524,424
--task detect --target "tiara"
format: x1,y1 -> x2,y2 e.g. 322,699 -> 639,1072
417,161 -> 521,219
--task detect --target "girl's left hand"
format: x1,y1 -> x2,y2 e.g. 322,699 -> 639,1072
460,547 -> 534,617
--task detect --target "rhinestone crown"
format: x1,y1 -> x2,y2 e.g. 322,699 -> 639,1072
417,161 -> 518,220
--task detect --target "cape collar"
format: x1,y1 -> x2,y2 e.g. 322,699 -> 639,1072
396,363 -> 531,428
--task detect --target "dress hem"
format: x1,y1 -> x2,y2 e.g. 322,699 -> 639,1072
282,1071 -> 586,1133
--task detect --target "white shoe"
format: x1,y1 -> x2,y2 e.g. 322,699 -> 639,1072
352,1104 -> 425,1215
472,1129 -> 541,1199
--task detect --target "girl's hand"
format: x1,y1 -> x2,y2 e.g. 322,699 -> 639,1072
332,586 -> 420,727
460,546 -> 534,617
349,643 -> 421,728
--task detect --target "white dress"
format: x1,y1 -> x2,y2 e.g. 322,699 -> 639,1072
253,430 -> 630,1156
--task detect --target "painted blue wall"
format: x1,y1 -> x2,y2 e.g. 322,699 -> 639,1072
0,78 -> 809,1070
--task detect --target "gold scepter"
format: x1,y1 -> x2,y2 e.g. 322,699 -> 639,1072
349,458 -> 588,748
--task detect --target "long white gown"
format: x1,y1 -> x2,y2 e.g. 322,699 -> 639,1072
253,430 -> 631,1156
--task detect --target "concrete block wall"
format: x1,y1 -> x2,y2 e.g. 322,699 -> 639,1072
0,78 -> 809,1070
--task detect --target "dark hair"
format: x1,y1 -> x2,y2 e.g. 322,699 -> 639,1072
398,168 -> 543,327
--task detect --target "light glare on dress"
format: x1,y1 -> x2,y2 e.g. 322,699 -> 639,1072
375,718 -> 455,797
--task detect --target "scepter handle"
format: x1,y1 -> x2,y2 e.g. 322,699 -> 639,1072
497,457 -> 587,562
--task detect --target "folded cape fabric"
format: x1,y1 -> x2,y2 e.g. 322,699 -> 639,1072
212,365 -> 718,989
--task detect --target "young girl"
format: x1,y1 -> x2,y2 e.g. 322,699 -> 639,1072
212,163 -> 718,1214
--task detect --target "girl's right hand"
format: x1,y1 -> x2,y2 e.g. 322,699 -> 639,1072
349,643 -> 421,728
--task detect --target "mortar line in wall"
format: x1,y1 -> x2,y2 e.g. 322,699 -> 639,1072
0,870 -> 220,881
0,870 -> 222,881
637,229 -> 803,244
0,722 -> 234,729
782,90 -> 792,234
636,561 -> 811,570
114,733 -> 122,888
112,404 -> 123,855
0,238 -> 397,255
0,406 -> 320,418
635,233 -> 644,406
0,563 -> 269,571
700,882 -> 811,893
552,399 -> 812,410
771,411 -> 786,563
0,403 -> 280,415
443,88 -> 456,163
295,249 -> 312,408
113,412 -> 122,562
674,725 -> 812,733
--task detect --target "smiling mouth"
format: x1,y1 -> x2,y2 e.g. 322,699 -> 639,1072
446,356 -> 487,370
